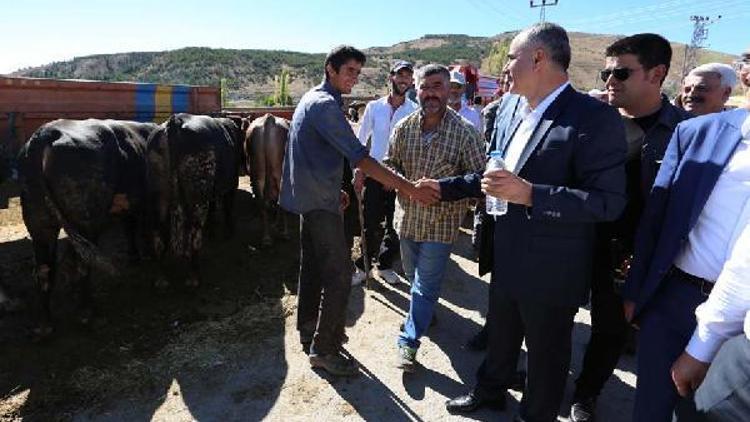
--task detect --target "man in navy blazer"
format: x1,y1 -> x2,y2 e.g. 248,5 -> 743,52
430,23 -> 627,422
624,95 -> 750,420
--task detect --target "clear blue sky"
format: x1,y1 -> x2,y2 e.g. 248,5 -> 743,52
1,0 -> 748,74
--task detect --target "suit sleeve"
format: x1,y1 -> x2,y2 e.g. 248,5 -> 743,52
438,173 -> 483,201
623,124 -> 684,302
529,103 -> 627,223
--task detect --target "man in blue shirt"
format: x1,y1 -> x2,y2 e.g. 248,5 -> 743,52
280,45 -> 438,377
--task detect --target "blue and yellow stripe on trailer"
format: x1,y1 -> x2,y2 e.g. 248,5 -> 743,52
135,84 -> 192,123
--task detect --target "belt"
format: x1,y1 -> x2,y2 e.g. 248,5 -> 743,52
670,266 -> 714,296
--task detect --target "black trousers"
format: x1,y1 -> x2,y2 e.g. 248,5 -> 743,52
354,178 -> 399,271
477,285 -> 578,422
296,210 -> 351,356
573,239 -> 629,400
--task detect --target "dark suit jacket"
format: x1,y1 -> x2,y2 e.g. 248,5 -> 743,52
624,108 -> 749,317
441,85 -> 628,307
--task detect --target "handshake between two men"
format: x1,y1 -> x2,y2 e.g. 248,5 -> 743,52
390,169 -> 535,208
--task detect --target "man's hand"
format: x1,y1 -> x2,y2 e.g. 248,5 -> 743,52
416,178 -> 441,196
353,169 -> 365,195
671,352 -> 710,397
405,182 -> 440,206
339,190 -> 350,212
481,169 -> 533,206
623,300 -> 637,326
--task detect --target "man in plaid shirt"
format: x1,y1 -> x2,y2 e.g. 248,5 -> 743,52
385,64 -> 486,371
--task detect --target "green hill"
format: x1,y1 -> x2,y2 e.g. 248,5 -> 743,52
10,33 -> 737,104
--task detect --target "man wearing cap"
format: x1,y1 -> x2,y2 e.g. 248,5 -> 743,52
681,63 -> 737,116
448,70 -> 483,132
352,60 -> 419,286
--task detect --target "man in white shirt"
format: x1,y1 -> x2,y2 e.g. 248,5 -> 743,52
670,57 -> 750,421
448,70 -> 482,133
624,54 -> 750,421
681,63 -> 737,116
352,60 -> 418,286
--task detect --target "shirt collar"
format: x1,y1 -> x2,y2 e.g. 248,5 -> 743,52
523,81 -> 570,118
320,78 -> 343,106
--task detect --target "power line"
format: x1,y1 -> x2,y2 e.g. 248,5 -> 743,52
565,0 -> 742,30
681,15 -> 721,77
530,0 -> 559,23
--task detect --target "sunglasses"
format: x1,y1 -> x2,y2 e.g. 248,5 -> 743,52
599,67 -> 636,82
732,59 -> 750,72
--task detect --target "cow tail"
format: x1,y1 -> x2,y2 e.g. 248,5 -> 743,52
28,129 -> 118,275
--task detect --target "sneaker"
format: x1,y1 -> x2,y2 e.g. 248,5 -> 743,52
351,268 -> 369,286
309,352 -> 359,376
397,345 -> 418,372
377,268 -> 400,285
570,397 -> 596,422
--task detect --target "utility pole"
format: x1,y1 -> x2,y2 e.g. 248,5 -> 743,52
530,0 -> 559,23
681,15 -> 721,77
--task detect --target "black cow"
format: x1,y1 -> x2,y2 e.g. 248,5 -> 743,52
146,113 -> 238,288
243,113 -> 290,247
17,119 -> 157,333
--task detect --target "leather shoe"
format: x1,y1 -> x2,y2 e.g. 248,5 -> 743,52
445,390 -> 506,413
570,397 -> 596,422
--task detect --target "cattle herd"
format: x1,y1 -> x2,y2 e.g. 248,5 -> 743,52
14,113 -> 289,335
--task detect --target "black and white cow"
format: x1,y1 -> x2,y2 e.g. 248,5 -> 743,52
145,113 -> 239,288
17,119 -> 157,332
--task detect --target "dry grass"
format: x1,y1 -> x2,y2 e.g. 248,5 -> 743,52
65,295 -> 297,404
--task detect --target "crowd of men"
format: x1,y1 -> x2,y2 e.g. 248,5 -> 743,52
279,22 -> 750,422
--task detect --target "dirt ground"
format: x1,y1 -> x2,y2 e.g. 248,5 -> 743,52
0,177 -> 637,422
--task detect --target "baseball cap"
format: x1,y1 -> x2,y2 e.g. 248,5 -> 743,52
450,70 -> 466,85
390,60 -> 414,74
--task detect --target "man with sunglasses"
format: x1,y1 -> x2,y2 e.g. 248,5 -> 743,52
570,33 -> 692,422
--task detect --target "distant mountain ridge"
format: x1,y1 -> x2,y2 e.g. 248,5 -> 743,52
10,32 -> 736,104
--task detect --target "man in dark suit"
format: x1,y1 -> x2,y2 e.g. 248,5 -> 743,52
421,23 -> 628,421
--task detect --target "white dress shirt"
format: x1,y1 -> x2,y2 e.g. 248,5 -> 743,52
504,82 -> 570,173
685,111 -> 750,363
458,103 -> 482,133
357,96 -> 418,162
674,110 -> 750,282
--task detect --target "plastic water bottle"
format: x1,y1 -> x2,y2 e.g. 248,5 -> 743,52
485,151 -> 507,216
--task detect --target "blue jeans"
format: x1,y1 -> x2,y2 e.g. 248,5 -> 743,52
397,238 -> 453,349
